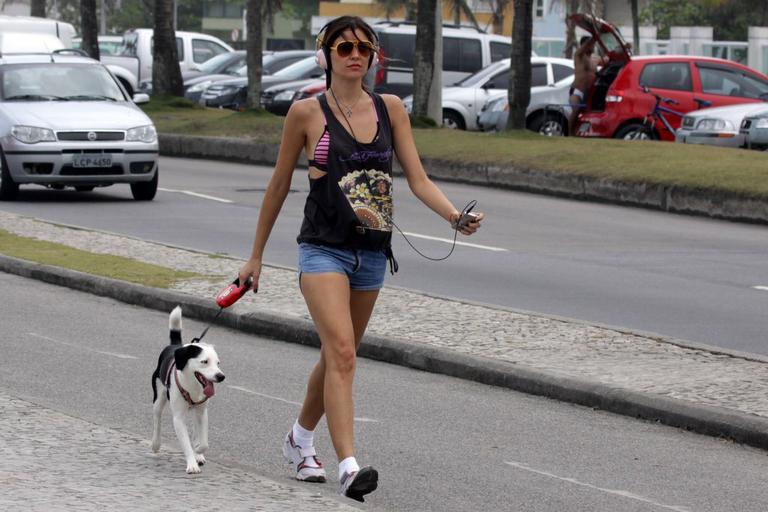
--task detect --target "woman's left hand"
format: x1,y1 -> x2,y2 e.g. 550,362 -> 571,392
450,211 -> 485,236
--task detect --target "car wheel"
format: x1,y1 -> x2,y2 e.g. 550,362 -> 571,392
75,186 -> 95,192
131,168 -> 158,201
442,110 -> 465,130
615,123 -> 655,140
0,148 -> 19,201
528,112 -> 566,137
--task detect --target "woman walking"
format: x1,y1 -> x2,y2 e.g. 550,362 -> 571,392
238,15 -> 484,502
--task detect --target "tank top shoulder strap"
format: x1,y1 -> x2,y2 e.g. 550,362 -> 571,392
369,92 -> 393,137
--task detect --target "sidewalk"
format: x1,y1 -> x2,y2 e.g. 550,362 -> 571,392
0,393 -> 359,511
3,210 -> 768,450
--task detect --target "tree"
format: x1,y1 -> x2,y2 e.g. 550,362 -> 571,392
153,0 -> 184,96
630,0 -> 639,54
413,0 -> 437,119
564,0 -> 580,58
81,0 -> 100,60
245,0 -> 264,110
486,0 -> 511,35
445,0 -> 481,30
30,0 -> 46,17
506,0 -> 533,130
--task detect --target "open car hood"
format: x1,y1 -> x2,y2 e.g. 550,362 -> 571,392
570,13 -> 631,64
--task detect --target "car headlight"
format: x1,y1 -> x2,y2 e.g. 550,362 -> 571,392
126,125 -> 157,143
755,118 -> 768,128
492,100 -> 508,112
186,80 -> 213,93
696,118 -> 733,131
11,125 -> 56,144
274,90 -> 296,102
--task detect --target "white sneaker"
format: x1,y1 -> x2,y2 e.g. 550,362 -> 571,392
282,430 -> 326,483
339,466 -> 378,502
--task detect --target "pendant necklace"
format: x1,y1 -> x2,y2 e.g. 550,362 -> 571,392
330,88 -> 363,118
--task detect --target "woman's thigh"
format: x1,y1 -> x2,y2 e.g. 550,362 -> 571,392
301,272 -> 355,350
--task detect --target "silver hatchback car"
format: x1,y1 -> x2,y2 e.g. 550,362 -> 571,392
0,53 -> 158,200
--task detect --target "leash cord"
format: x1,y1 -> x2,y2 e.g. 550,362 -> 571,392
191,307 -> 224,344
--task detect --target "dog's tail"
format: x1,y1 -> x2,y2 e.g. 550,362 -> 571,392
169,306 -> 182,345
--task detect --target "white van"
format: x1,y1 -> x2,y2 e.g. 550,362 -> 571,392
373,22 -> 513,98
0,15 -> 76,46
101,29 -> 235,88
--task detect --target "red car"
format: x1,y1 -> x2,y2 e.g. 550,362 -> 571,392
573,14 -> 768,140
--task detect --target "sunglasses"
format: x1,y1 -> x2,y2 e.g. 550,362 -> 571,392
328,40 -> 376,58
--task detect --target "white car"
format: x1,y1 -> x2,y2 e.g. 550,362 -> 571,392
403,56 -> 574,131
0,53 -> 158,201
676,103 -> 768,148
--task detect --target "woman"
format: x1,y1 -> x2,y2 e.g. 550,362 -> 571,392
238,15 -> 484,502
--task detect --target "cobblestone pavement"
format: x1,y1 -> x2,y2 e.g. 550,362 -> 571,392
3,211 -> 768,420
0,393 -> 359,512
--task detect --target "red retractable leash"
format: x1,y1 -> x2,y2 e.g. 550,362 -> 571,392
190,277 -> 255,343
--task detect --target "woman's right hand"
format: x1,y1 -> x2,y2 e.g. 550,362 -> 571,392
238,258 -> 262,293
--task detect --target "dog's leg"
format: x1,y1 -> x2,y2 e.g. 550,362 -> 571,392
194,407 -> 209,465
172,411 -> 201,474
151,380 -> 167,453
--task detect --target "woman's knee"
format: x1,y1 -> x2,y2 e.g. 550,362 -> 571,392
323,337 -> 357,375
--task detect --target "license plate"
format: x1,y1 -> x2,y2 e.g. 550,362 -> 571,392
72,154 -> 112,168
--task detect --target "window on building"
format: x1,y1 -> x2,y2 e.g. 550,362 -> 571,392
535,0 -> 546,18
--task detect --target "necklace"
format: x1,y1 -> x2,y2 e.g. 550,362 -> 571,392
330,87 -> 363,118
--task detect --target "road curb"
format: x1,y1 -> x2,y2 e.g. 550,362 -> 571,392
4,253 -> 768,451
159,133 -> 768,225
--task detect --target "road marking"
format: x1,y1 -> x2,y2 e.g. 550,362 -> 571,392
27,332 -> 137,360
504,460 -> 691,512
753,286 -> 768,292
159,187 -> 234,203
228,385 -> 379,423
401,232 -> 508,252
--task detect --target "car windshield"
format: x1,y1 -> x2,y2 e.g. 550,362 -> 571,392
197,52 -> 236,74
454,59 -> 509,87
1,63 -> 125,102
272,57 -> 319,79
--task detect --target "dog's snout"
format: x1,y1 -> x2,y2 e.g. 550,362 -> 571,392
215,373 -> 225,382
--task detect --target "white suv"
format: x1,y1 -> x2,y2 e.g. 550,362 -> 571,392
373,22 -> 512,98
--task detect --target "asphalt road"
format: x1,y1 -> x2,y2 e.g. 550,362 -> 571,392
3,272 -> 768,512
2,156 -> 768,355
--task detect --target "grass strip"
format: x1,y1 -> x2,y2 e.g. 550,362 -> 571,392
142,97 -> 768,198
0,228 -> 201,288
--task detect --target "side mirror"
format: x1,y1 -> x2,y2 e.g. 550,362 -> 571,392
133,93 -> 150,104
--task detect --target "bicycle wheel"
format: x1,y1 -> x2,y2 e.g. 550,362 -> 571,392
615,122 -> 655,140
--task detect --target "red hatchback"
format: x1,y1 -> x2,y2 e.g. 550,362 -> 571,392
573,14 -> 768,140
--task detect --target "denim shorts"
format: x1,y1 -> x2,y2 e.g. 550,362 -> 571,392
298,242 -> 387,290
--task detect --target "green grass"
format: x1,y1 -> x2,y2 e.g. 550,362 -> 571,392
141,98 -> 768,198
0,229 -> 202,288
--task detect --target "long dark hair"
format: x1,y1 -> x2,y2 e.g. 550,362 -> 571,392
317,16 -> 379,89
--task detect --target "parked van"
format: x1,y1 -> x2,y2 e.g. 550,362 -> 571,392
373,22 -> 513,98
0,15 -> 76,47
102,29 -> 234,89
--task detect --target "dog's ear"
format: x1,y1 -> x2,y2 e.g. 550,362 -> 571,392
175,344 -> 203,371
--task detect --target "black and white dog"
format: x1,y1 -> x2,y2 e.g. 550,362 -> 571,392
151,306 -> 225,473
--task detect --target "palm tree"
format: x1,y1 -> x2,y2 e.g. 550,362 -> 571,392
486,0 -> 511,34
506,0 -> 533,130
445,0 -> 481,29
413,0 -> 437,119
245,0 -> 282,110
630,0 -> 640,54
31,0 -> 46,17
80,0 -> 100,60
153,0 -> 184,96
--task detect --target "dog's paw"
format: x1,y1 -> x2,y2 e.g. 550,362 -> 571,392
195,454 -> 206,465
151,440 -> 160,453
186,462 -> 202,474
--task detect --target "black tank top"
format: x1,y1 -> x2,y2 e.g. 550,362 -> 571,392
297,92 -> 394,252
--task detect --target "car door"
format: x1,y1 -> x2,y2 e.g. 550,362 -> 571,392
474,63 -> 547,122
692,61 -> 768,109
637,61 -> 697,134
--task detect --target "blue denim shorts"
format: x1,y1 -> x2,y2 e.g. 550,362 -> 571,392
298,243 -> 387,290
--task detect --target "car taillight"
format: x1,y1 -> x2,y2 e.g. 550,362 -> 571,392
605,95 -> 623,103
375,48 -> 385,86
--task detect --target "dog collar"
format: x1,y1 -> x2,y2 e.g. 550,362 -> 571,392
169,361 -> 209,407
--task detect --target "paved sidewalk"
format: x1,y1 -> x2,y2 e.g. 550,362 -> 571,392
3,210 -> 768,449
0,393 -> 359,511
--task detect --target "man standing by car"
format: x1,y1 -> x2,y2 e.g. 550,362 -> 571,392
568,36 -> 607,135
